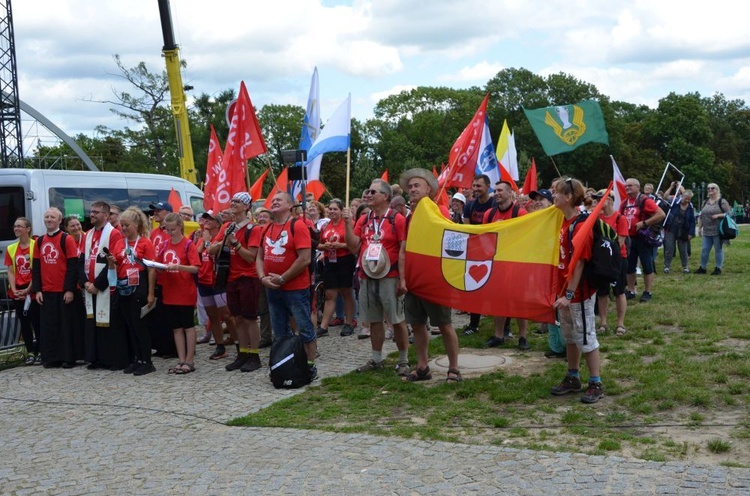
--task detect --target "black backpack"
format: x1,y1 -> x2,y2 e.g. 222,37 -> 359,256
569,212 -> 622,292
269,334 -> 312,389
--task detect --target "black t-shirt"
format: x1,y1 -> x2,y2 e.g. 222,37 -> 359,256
463,196 -> 494,225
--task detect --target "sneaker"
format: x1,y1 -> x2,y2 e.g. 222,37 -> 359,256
356,359 -> 384,372
329,317 -> 345,326
133,363 -> 156,376
544,350 -> 567,359
639,291 -> 652,303
625,290 -> 636,300
225,352 -> 249,371
340,324 -> 355,337
34,355 -> 43,365
385,327 -> 394,341
518,336 -> 530,351
462,325 -> 479,336
711,267 -> 722,275
309,364 -> 319,381
357,327 -> 371,340
123,363 -> 139,374
395,361 -> 410,376
25,355 -> 35,366
551,376 -> 582,396
696,267 -> 707,274
209,346 -> 228,360
683,267 -> 690,274
197,333 -> 211,344
240,354 -> 262,372
636,266 -> 642,275
316,326 -> 329,338
581,382 -> 604,404
663,267 -> 670,274
486,336 -> 505,348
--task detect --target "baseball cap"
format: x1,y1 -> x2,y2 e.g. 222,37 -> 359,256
231,192 -> 252,206
451,192 -> 467,204
149,202 -> 173,212
593,189 -> 614,200
529,189 -> 553,202
201,210 -> 220,221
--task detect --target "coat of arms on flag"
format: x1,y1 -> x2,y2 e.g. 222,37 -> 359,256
441,230 -> 497,291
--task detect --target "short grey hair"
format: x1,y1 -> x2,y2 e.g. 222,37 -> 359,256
370,179 -> 392,201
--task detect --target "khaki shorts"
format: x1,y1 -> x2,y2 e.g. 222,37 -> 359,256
404,292 -> 452,327
559,294 -> 599,354
358,277 -> 405,325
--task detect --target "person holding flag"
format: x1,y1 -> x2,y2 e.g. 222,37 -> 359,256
550,177 -> 604,404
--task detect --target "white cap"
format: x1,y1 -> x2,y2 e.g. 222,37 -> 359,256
451,192 -> 467,204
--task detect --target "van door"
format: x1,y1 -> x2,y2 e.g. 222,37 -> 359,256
0,173 -> 30,258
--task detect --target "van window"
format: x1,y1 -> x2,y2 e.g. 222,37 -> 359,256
49,187 -> 129,231
0,186 -> 26,241
190,196 -> 205,216
128,189 -> 170,213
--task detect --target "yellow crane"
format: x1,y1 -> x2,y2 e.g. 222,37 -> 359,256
157,0 -> 197,184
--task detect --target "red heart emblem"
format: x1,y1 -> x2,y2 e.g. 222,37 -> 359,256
468,263 -> 488,283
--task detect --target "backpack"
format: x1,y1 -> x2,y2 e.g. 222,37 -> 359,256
269,334 -> 312,389
569,212 -> 622,292
716,197 -> 738,240
487,202 -> 521,222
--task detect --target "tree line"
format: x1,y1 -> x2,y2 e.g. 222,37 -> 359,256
29,59 -> 750,204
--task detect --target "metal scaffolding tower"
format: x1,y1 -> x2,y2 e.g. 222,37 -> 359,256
0,0 -> 23,168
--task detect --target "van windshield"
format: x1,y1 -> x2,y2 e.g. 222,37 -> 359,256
0,186 -> 26,242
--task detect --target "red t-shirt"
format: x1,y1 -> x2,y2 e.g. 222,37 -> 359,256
320,219 -> 350,260
600,211 -> 629,258
215,222 -> 261,281
482,202 -> 527,223
197,243 -> 215,287
84,227 -> 124,283
4,243 -> 33,298
150,226 -> 169,259
620,194 -> 660,237
157,236 -> 200,306
33,231 -> 79,292
557,216 -> 595,303
115,236 -> 155,280
260,218 -> 311,291
353,209 -> 406,278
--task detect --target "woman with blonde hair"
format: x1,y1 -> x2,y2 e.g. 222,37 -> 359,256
696,183 -> 731,275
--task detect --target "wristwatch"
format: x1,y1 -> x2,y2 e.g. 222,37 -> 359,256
565,289 -> 575,301
278,275 -> 286,285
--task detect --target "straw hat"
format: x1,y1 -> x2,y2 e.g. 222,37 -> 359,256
361,249 -> 391,279
399,168 -> 440,200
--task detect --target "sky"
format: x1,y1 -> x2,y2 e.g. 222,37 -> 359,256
12,0 -> 750,154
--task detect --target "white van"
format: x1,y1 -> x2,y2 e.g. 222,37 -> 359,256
0,169 -> 204,268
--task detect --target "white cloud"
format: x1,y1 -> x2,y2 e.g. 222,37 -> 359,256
438,61 -> 504,83
369,85 -> 417,104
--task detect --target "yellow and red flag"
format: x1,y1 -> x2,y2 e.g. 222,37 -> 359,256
406,200 -> 564,323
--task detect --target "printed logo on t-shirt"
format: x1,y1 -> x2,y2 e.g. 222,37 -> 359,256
265,231 -> 289,256
163,248 -> 181,266
15,254 -> 31,275
41,242 -> 59,264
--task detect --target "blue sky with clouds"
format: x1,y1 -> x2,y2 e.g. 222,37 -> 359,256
13,0 -> 750,153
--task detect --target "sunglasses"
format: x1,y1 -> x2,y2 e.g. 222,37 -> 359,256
365,189 -> 386,195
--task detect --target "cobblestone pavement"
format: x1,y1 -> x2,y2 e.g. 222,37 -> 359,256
1,328 -> 749,495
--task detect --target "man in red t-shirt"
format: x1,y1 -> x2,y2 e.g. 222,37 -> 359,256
620,178 -> 665,302
344,178 -> 410,377
257,191 -> 318,382
483,181 -> 530,350
31,207 -> 80,368
595,189 -> 629,337
209,192 -> 264,372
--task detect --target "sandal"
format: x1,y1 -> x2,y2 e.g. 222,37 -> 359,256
615,325 -> 628,337
175,362 -> 195,374
446,368 -> 463,383
596,325 -> 607,335
403,366 -> 432,382
167,362 -> 184,374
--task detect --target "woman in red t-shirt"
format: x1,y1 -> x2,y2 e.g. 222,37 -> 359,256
114,207 -> 156,376
157,213 -> 200,374
317,199 -> 357,337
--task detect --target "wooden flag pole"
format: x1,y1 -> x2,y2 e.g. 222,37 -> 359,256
345,148 -> 351,206
548,156 -> 562,177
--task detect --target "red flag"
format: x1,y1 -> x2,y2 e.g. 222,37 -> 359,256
381,170 -> 388,182
220,81 -> 268,210
264,167 -> 289,209
168,188 -> 183,211
306,180 -> 326,201
446,94 -> 490,189
500,164 -> 519,193
611,156 -> 627,210
565,182 -> 613,288
522,158 -> 538,194
203,125 -> 224,211
249,168 -> 270,202
432,166 -> 438,178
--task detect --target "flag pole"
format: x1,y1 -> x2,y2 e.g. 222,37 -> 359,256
345,148 -> 351,206
548,156 -> 563,177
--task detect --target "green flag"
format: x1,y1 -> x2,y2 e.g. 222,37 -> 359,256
523,99 -> 609,156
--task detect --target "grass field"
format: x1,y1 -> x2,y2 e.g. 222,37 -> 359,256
231,226 -> 750,466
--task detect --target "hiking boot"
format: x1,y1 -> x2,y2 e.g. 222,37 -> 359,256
209,345 -> 228,360
309,364 -> 319,381
581,382 -> 604,404
462,325 -> 479,335
133,363 -> 156,376
123,362 -> 139,374
551,376 -> 582,396
639,291 -> 652,303
711,267 -> 722,275
240,353 -> 262,372
316,326 -> 329,338
486,336 -> 505,348
696,266 -> 707,274
340,324 -> 355,337
625,290 -> 636,300
356,359 -> 385,372
225,352 -> 249,371
395,361 -> 410,377
518,336 -> 530,351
